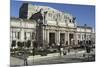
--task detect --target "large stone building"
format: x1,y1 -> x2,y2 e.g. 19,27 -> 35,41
10,3 -> 95,48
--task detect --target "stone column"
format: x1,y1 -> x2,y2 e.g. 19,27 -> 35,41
75,33 -> 78,45
30,32 -> 33,48
20,29 -> 24,42
55,31 -> 57,44
46,30 -> 49,45
56,31 -> 60,45
43,27 -> 45,41
67,32 -> 69,45
43,26 -> 45,47
11,30 -> 13,48
65,32 -> 68,46
58,31 -> 60,44
74,32 -> 77,45
47,30 -> 49,44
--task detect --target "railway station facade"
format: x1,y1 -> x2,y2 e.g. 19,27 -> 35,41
10,3 -> 95,48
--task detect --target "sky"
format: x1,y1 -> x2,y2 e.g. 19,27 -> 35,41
10,0 -> 95,28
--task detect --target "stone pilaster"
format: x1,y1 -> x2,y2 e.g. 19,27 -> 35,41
56,31 -> 60,44
67,32 -> 69,45
65,32 -> 68,45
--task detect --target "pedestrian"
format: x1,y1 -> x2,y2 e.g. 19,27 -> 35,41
59,41 -> 62,56
60,40 -> 65,56
57,43 -> 60,50
68,47 -> 70,53
63,47 -> 66,55
24,58 -> 28,66
24,49 -> 28,66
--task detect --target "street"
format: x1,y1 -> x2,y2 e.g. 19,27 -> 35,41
28,51 -> 95,65
10,49 -> 95,67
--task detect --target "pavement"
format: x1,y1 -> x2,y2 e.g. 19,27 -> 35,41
28,50 -> 95,65
10,57 -> 24,66
10,49 -> 95,66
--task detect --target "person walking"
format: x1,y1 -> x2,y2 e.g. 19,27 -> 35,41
24,58 -> 28,66
24,47 -> 28,66
60,40 -> 64,56
57,42 -> 61,56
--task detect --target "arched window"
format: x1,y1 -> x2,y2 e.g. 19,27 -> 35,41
17,32 -> 20,39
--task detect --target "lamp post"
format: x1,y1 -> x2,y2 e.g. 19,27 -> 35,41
84,24 -> 87,51
20,18 -> 28,66
84,24 -> 90,60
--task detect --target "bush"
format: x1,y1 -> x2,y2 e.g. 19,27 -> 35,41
26,40 -> 31,48
31,48 -> 48,56
17,41 -> 24,48
40,52 -> 47,56
29,48 -> 58,56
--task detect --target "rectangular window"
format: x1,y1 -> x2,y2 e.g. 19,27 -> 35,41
15,32 -> 17,38
84,34 -> 86,39
12,32 -> 16,39
24,32 -> 26,40
17,32 -> 20,39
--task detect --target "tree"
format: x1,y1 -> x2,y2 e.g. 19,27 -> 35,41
32,41 -> 38,48
17,41 -> 24,49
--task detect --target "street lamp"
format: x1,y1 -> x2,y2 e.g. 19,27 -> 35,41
84,24 -> 87,48
84,24 -> 90,57
20,18 -> 28,66
82,24 -> 87,57
84,24 -> 89,54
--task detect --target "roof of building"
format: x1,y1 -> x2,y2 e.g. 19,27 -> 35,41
11,17 -> 36,23
77,25 -> 92,29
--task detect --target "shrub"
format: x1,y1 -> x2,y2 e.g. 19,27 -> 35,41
26,40 -> 31,48
17,41 -> 24,48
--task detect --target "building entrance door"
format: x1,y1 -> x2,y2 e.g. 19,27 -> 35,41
60,33 -> 65,45
49,33 -> 55,46
69,33 -> 74,45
